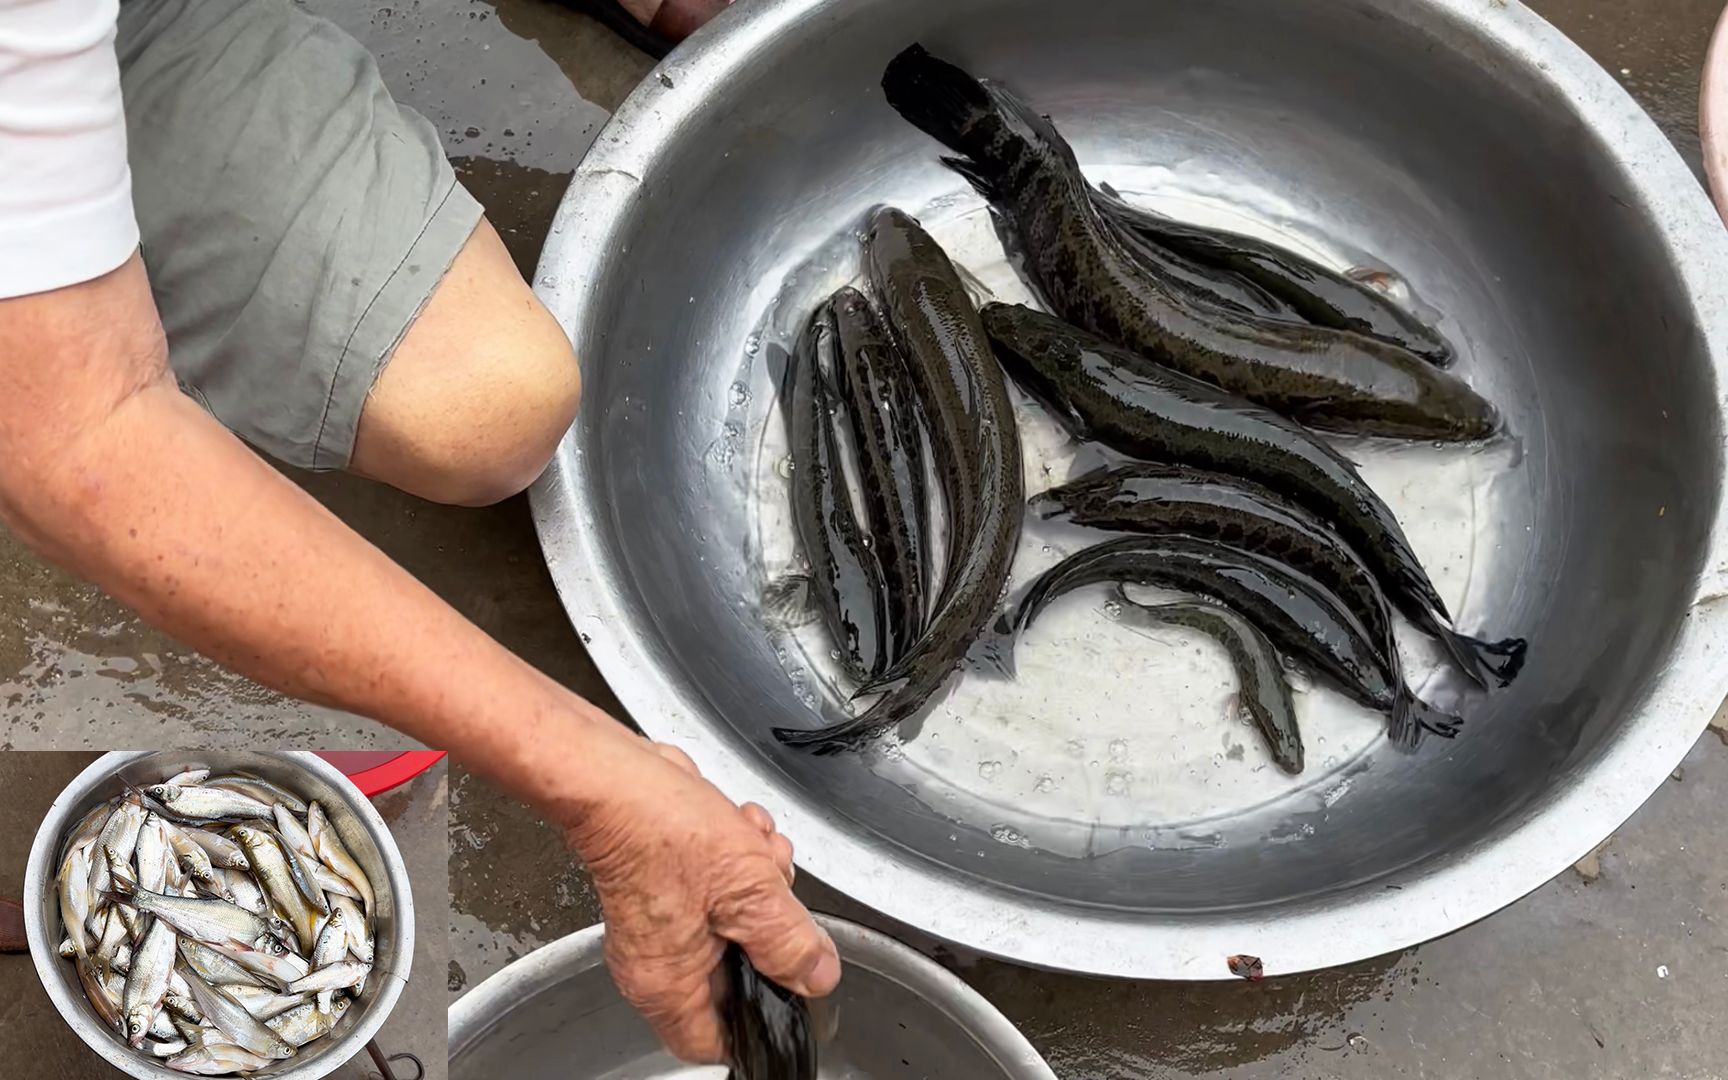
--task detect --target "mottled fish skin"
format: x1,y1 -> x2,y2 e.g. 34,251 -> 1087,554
1006,536 -> 1460,747
832,286 -> 931,663
777,209 -> 1023,751
880,45 -> 1494,439
984,302 -> 1455,623
1115,592 -> 1304,773
1090,185 -> 1455,367
1035,462 -> 1526,687
783,297 -> 891,678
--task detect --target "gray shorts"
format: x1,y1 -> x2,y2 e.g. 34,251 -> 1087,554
115,0 -> 485,470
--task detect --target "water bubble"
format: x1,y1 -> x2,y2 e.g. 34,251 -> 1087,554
1102,600 -> 1122,619
977,760 -> 1002,780
989,824 -> 1031,849
830,649 -> 842,661
728,382 -> 752,408
777,456 -> 796,478
1065,739 -> 1085,757
1108,738 -> 1128,761
707,441 -> 735,466
722,422 -> 741,439
744,333 -> 762,356
538,275 -> 555,287
1105,771 -> 1130,796
1034,775 -> 1056,793
774,647 -> 788,663
1040,545 -> 1052,555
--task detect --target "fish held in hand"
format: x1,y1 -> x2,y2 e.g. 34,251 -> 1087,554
723,944 -> 817,1080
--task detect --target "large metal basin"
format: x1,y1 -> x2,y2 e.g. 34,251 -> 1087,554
447,915 -> 1055,1079
531,0 -> 1728,978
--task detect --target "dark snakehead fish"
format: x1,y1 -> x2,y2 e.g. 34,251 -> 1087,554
832,286 -> 930,665
881,44 -> 1494,439
1004,536 -> 1460,747
985,301 -> 1457,624
1036,462 -> 1526,687
1090,185 -> 1456,367
723,945 -> 817,1080
1113,590 -> 1305,774
776,208 -> 1022,751
783,297 -> 889,678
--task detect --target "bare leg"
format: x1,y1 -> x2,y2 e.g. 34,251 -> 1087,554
350,219 -> 581,507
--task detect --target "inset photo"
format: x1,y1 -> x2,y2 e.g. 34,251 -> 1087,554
0,751 -> 445,1080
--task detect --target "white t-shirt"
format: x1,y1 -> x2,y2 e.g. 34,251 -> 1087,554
0,0 -> 137,299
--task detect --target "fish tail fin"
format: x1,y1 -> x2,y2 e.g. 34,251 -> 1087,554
881,44 -> 1004,173
941,155 -> 1001,200
1439,628 -> 1528,689
972,613 -> 1021,679
773,698 -> 902,755
1388,686 -> 1463,751
1403,568 -> 1452,624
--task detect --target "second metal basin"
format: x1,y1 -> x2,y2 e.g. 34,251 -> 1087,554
532,0 -> 1728,978
447,915 -> 1055,1079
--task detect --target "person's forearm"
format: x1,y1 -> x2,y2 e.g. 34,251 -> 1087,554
0,258 -> 640,823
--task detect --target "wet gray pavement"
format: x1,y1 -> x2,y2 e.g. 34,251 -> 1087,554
1,0 -> 1726,1076
0,753 -> 447,1080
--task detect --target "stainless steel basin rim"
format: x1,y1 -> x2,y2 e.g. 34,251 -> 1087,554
530,0 -> 1728,978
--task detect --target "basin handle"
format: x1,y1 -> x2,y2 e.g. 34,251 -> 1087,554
364,1041 -> 424,1080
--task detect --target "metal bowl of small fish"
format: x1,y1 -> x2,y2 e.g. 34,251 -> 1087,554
22,751 -> 413,1079
531,0 -> 1728,977
447,914 -> 1057,1079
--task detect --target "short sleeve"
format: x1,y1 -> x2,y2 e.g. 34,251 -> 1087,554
0,0 -> 138,299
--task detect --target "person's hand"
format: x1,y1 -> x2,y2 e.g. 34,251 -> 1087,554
562,737 -> 840,1062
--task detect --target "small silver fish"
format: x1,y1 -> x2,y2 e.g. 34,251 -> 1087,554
147,1038 -> 190,1058
161,768 -> 210,787
312,864 -> 361,901
89,799 -> 147,900
267,995 -> 351,1048
310,907 -> 350,1012
122,918 -> 177,1047
137,814 -> 174,895
180,966 -> 297,1060
328,895 -> 373,964
271,806 -> 331,915
213,867 -> 266,916
307,803 -> 374,915
203,773 -> 308,814
287,960 -> 369,997
108,872 -> 271,951
161,822 -> 219,884
147,785 -> 273,822
178,939 -> 267,990
182,826 -> 249,872
58,843 -> 95,958
232,825 -> 319,953
205,939 -> 310,990
165,1042 -> 278,1075
217,984 -> 312,1022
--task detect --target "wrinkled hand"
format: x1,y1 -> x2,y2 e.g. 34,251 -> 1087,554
564,739 -> 840,1062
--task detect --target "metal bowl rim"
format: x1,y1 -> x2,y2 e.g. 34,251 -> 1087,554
447,913 -> 1058,1079
22,750 -> 415,1080
529,0 -> 1728,978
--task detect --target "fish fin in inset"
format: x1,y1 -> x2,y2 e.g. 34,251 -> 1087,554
940,155 -> 1000,200
1388,687 -> 1462,751
881,44 -> 999,161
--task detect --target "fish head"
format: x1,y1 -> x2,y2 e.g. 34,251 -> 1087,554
146,785 -> 179,803
125,1011 -> 150,1045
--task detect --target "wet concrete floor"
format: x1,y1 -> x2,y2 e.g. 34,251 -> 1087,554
0,753 -> 447,1080
1,0 -> 1726,1076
